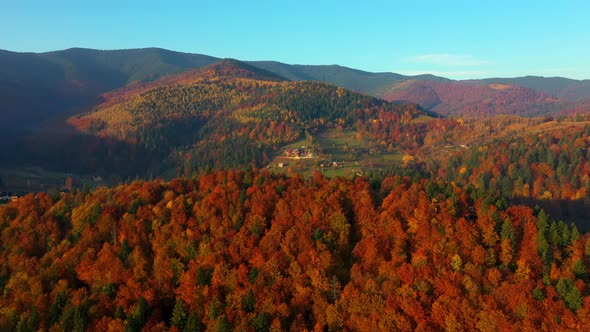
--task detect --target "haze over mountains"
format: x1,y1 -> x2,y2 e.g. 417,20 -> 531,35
1,47 -> 590,203
1,47 -> 589,134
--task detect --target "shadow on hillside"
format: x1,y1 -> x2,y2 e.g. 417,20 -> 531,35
0,128 -> 166,181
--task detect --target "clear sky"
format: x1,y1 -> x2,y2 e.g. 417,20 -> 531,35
1,0 -> 589,80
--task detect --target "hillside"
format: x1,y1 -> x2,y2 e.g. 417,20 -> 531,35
1,170 -> 589,331
1,50 -> 590,332
470,76 -> 590,100
0,48 -> 445,134
5,58 -> 589,216
413,116 -> 590,226
1,48 -> 590,194
0,48 -> 218,89
0,48 -> 219,132
2,47 -> 590,134
248,61 -> 448,95
66,61 -> 590,228
379,80 -> 569,117
66,59 -> 426,177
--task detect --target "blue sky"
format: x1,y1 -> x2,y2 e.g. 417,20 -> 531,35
1,0 -> 589,79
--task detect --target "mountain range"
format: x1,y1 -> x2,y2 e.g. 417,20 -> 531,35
1,48 -> 590,209
60,59 -> 425,178
2,47 -> 589,134
3,46 -> 590,332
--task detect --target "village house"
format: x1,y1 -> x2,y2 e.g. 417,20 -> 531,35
284,147 -> 315,159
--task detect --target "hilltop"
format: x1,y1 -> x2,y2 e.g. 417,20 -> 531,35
65,59 -> 426,178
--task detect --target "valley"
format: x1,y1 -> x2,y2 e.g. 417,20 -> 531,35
267,128 -> 404,178
1,56 -> 589,227
1,48 -> 590,331
3,0 -> 590,329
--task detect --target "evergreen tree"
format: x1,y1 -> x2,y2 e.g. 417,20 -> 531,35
215,316 -> 231,332
251,312 -> 271,332
242,290 -> 255,313
573,259 -> 586,279
171,299 -> 187,330
500,218 -> 516,246
532,288 -> 544,301
126,297 -> 148,332
73,303 -> 89,332
569,224 -> 580,243
549,222 -> 561,248
184,312 -> 203,332
197,266 -> 213,286
556,278 -> 582,311
48,292 -> 68,326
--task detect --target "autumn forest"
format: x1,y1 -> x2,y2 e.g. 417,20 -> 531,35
1,49 -> 590,331
2,170 -> 590,331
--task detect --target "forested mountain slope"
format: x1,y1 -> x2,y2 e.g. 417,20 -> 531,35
0,48 -> 219,133
1,170 -> 589,331
379,80 -> 569,117
66,59 -> 427,176
4,47 -> 588,134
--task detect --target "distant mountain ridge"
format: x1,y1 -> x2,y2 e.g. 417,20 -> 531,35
379,79 -> 569,118
247,61 -> 449,95
1,47 -> 590,134
467,76 -> 590,100
0,48 -> 219,133
0,47 -> 218,88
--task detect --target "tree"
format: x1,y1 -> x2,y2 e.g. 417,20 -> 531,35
171,298 -> 187,330
196,266 -> 213,286
572,259 -> 586,279
126,297 -> 148,332
251,312 -> 270,332
48,292 -> 68,326
73,303 -> 89,332
242,290 -> 255,313
556,278 -> 582,311
569,225 -> 580,243
500,218 -> 516,245
532,288 -> 544,301
451,254 -> 463,271
215,317 -> 231,332
15,308 -> 39,332
184,312 -> 203,332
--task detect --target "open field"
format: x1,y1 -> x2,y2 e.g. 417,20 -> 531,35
267,129 -> 404,178
0,167 -> 70,192
0,166 -> 107,193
